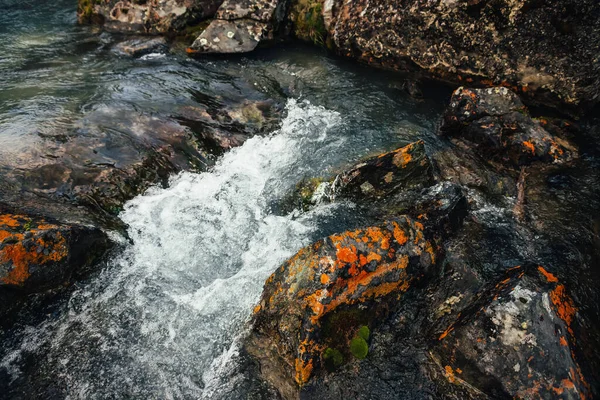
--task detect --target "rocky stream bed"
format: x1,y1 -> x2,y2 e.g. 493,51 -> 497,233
0,0 -> 599,398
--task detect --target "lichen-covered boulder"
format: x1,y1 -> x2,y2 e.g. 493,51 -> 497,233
440,87 -> 577,166
246,215 -> 441,398
0,212 -> 110,316
288,0 -> 600,111
78,0 -> 223,33
433,265 -> 592,399
188,0 -> 286,53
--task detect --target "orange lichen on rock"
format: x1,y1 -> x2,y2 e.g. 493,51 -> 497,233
537,266 -> 559,282
256,216 -> 437,385
0,214 -> 22,228
444,365 -> 456,383
392,146 -> 413,168
550,284 -> 577,328
294,358 -> 313,385
522,140 -> 536,154
1,230 -> 68,286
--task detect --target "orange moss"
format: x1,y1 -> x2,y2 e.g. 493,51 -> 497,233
560,336 -> 568,346
320,274 -> 330,284
253,304 -> 261,314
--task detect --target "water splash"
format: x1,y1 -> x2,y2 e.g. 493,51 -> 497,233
1,100 -> 346,398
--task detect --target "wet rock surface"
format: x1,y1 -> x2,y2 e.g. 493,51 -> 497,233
440,87 -> 577,167
0,211 -> 110,318
238,90 -> 600,399
287,0 -> 600,111
113,36 -> 168,56
434,265 -> 592,399
188,0 -> 286,53
78,0 -> 224,33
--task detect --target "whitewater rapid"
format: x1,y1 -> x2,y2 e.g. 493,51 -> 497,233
1,100 -> 351,398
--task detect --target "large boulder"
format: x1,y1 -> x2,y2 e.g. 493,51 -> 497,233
0,211 -> 110,317
77,0 -> 224,33
247,216 -> 442,398
440,87 -> 577,167
287,0 -> 600,111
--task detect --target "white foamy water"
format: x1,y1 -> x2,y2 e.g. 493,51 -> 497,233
0,100 -> 350,398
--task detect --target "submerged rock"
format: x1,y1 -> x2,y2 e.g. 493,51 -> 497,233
0,211 -> 110,317
77,0 -> 223,33
113,36 -> 167,57
440,87 -> 577,167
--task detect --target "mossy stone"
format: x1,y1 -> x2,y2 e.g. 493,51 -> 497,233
323,347 -> 344,371
350,336 -> 368,359
358,325 -> 370,341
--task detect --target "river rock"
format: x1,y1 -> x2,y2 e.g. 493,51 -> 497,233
288,0 -> 600,111
440,87 -> 577,167
331,140 -> 434,201
246,216 -> 442,398
188,0 -> 286,53
0,211 -> 110,317
113,36 -> 168,56
433,265 -> 592,399
78,0 -> 224,33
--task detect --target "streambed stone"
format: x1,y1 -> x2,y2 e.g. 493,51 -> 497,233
440,87 -> 577,167
0,211 -> 110,318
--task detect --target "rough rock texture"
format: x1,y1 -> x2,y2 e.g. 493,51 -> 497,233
331,140 -> 434,201
240,93 -> 599,398
434,265 -> 592,399
440,87 -> 577,167
0,211 -> 110,317
188,0 -> 287,53
289,0 -> 600,111
78,0 -> 223,33
247,216 -> 441,398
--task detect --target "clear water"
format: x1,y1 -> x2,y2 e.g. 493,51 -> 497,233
0,0 -> 447,398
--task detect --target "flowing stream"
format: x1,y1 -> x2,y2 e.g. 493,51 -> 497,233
3,0 -> 599,398
0,1 -> 449,397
